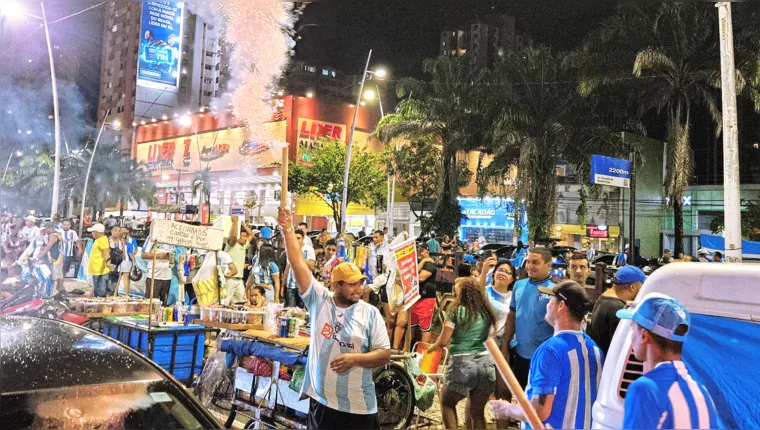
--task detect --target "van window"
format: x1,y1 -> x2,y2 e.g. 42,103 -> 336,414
681,314 -> 760,429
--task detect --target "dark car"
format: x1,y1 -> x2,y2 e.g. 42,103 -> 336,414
0,316 -> 222,429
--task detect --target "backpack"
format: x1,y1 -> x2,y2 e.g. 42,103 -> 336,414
109,241 -> 124,268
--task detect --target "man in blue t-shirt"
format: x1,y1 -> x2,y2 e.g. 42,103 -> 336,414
617,294 -> 723,429
491,281 -> 603,429
426,233 -> 440,254
502,247 -> 555,389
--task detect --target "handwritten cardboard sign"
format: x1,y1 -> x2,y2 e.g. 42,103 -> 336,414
391,238 -> 421,311
151,219 -> 224,251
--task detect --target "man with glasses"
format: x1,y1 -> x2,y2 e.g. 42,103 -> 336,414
278,207 -> 390,429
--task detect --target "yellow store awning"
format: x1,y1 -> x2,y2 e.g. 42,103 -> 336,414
295,195 -> 374,217
554,224 -> 620,237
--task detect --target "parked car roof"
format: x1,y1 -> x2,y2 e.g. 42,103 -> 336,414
0,316 -> 221,429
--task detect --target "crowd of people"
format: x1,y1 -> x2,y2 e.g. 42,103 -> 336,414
0,208 -> 726,429
271,208 -> 723,430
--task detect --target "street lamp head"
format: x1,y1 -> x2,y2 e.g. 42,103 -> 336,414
373,68 -> 387,79
15,150 -> 23,157
0,2 -> 25,19
112,120 -> 121,129
363,89 -> 376,101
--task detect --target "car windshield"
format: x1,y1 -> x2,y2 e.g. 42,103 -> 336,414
0,317 -> 215,429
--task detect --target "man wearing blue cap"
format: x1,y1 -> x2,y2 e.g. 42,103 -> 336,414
588,265 -> 645,355
617,294 -> 723,429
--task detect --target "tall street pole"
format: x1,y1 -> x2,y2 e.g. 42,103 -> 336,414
340,49 -> 372,234
717,2 -> 742,262
79,110 -> 110,238
41,3 -> 62,218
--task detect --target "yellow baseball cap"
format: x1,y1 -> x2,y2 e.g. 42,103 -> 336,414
332,263 -> 367,284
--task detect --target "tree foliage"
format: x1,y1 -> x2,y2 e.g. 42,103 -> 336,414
568,3 -> 760,255
387,140 -> 471,234
477,46 -> 636,240
376,57 -> 497,236
710,203 -> 760,242
288,139 -> 386,229
2,141 -> 156,217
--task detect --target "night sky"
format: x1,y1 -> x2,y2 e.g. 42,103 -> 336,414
295,0 -> 617,79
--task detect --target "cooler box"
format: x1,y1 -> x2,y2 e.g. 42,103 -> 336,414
102,317 -> 206,386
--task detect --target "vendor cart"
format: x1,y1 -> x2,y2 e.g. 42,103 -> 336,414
214,331 -> 417,429
102,316 -> 206,386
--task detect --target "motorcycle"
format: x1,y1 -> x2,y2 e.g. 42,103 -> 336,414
1,263 -> 88,325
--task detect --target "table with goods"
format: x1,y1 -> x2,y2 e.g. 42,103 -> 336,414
71,297 -> 163,329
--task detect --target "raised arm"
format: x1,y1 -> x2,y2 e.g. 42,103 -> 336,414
227,216 -> 239,247
277,208 -> 312,294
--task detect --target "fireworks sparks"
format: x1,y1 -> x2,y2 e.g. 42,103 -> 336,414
188,0 -> 297,165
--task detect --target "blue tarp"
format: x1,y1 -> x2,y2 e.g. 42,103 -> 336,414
220,339 -> 308,368
683,314 -> 760,429
699,234 -> 760,260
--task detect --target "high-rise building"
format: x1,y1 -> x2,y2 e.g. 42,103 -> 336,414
440,14 -> 531,68
97,2 -> 230,154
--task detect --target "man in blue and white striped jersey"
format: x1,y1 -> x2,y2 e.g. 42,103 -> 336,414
617,294 -> 723,429
59,219 -> 79,277
491,280 -> 603,429
278,207 -> 391,429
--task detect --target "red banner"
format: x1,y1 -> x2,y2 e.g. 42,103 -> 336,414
392,239 -> 421,311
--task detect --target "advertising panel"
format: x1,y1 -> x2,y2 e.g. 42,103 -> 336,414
135,123 -> 285,173
296,118 -> 347,166
458,197 -> 528,244
590,155 -> 631,188
138,2 -> 184,87
391,239 -> 421,311
586,225 -> 610,239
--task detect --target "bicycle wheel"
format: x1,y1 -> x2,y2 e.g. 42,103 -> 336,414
373,362 -> 416,429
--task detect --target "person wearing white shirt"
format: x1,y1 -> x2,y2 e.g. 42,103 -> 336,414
59,219 -> 79,277
141,235 -> 177,305
20,216 -> 40,244
297,222 -> 313,247
278,207 -> 390,429
282,229 -> 316,308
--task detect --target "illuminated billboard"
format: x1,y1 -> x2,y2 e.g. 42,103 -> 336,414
138,2 -> 183,87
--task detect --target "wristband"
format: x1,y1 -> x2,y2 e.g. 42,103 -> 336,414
284,226 -> 294,233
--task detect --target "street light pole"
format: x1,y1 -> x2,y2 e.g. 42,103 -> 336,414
79,109 -> 110,238
340,49 -> 372,234
40,3 -> 62,218
717,2 -> 742,262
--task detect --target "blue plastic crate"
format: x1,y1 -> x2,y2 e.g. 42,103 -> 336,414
101,322 -> 206,385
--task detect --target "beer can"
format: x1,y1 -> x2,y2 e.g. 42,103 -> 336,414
279,317 -> 289,338
165,307 -> 173,322
288,318 -> 297,338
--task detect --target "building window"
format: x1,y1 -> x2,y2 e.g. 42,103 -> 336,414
322,69 -> 329,76
331,71 -> 336,78
205,50 -> 213,57
204,78 -> 213,84
205,64 -> 212,70
112,24 -> 118,33
203,90 -> 213,97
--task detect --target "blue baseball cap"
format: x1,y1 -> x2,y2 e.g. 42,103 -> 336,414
614,266 -> 647,284
616,294 -> 690,342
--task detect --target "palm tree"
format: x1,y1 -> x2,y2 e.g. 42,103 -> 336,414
567,3 -> 760,255
478,46 -> 636,240
375,57 -> 496,236
192,168 -> 214,208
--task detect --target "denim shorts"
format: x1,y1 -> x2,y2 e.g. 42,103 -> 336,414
445,352 -> 496,396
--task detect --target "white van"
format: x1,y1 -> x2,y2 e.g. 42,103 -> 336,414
592,263 -> 760,429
